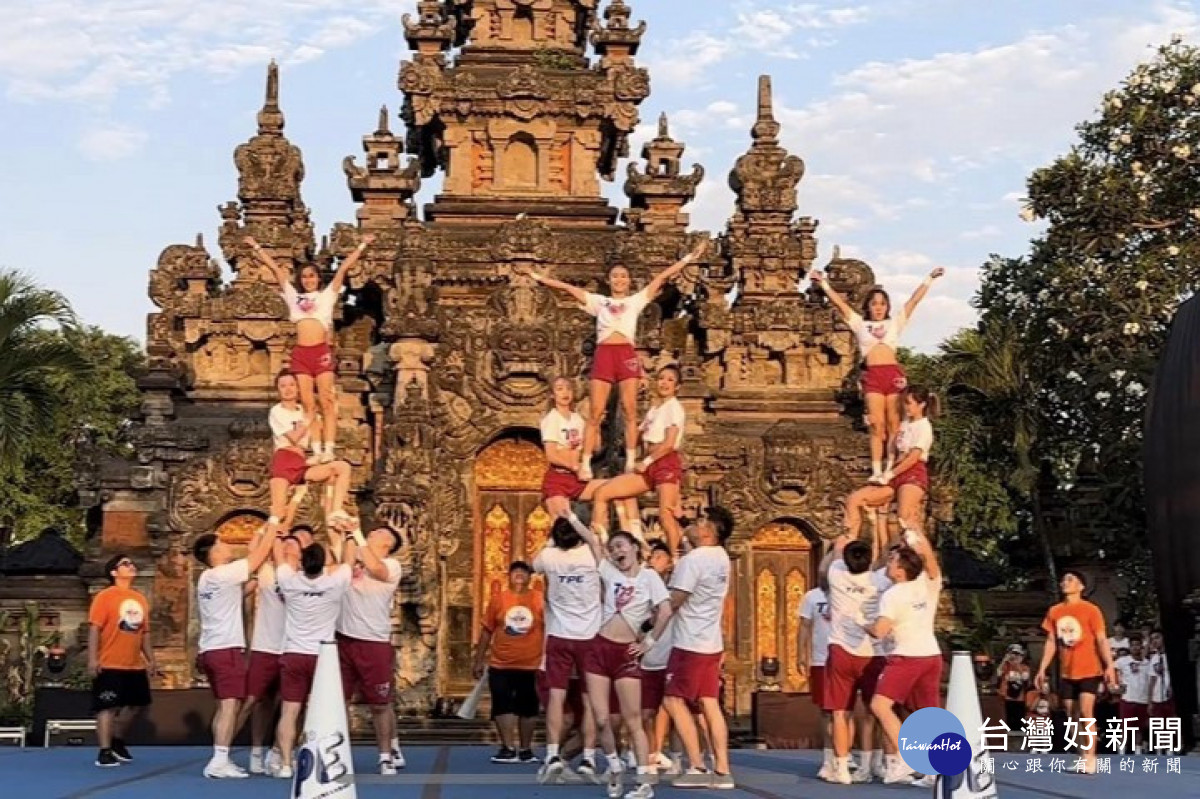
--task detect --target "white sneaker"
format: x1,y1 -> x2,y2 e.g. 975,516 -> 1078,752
850,762 -> 874,783
249,751 -> 265,775
883,760 -> 916,784
671,768 -> 712,789
625,783 -> 654,799
624,750 -> 638,771
538,756 -> 566,785
274,765 -> 294,779
868,471 -> 885,485
204,760 -> 249,779
391,746 -> 406,770
817,762 -> 831,781
577,758 -> 600,784
266,748 -> 282,775
607,770 -> 624,799
319,451 -> 335,464
910,775 -> 936,788
830,761 -> 852,785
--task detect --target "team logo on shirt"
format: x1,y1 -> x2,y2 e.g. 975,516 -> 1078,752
613,583 -> 636,611
605,301 -> 626,315
118,598 -> 145,632
1055,615 -> 1083,648
817,601 -> 830,621
504,605 -> 534,637
562,428 -> 582,448
297,294 -> 317,313
866,322 -> 887,339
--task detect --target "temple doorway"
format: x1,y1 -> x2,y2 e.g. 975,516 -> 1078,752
473,435 -> 550,625
750,520 -> 817,692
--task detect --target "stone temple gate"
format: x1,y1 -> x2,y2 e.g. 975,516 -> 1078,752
78,0 -> 945,717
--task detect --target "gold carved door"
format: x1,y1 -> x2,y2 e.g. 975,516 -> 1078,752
751,522 -> 814,693
474,438 -> 551,617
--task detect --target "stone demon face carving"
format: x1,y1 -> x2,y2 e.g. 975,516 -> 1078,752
487,321 -> 551,383
762,423 -> 816,500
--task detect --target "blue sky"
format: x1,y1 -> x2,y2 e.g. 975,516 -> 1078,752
1,0 -> 1197,352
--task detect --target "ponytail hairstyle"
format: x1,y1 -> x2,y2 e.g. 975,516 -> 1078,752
903,384 -> 940,419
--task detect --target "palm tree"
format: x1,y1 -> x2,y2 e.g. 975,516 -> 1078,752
939,319 -> 1058,592
0,271 -> 90,468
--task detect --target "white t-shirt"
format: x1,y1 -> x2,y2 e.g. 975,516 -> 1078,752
641,397 -> 685,450
282,283 -> 337,329
828,559 -> 890,658
540,409 -> 585,454
584,288 -> 652,343
599,560 -> 669,635
1149,653 -> 1171,703
337,559 -> 402,642
533,545 -> 602,640
277,563 -> 352,655
1108,636 -> 1131,653
877,573 -> 942,657
641,617 -> 675,671
269,403 -> 309,450
1116,655 -> 1151,704
895,418 -> 934,462
799,587 -> 832,668
847,308 -> 908,357
196,559 -> 251,653
251,563 -> 287,654
668,546 -> 730,655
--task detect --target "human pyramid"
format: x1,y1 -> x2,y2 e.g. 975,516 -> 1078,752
181,230 -> 961,793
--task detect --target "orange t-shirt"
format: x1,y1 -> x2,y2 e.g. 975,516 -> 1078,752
1041,600 -> 1106,680
482,588 -> 545,671
89,585 -> 151,670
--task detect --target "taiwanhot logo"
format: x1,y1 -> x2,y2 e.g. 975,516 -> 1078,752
897,707 -> 972,777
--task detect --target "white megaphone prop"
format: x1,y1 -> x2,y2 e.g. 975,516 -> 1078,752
292,640 -> 357,799
935,651 -> 999,798
458,669 -> 488,720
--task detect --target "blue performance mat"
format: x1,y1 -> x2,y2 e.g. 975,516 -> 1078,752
1,745 -> 1196,799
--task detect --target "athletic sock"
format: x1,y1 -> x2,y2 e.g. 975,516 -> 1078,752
871,460 -> 882,476
607,753 -> 623,772
213,745 -> 229,763
546,743 -> 560,759
583,747 -> 597,763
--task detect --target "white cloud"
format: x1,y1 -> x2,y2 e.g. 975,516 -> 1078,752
960,224 -> 1002,240
77,124 -> 148,160
0,1 -> 411,103
648,31 -> 735,87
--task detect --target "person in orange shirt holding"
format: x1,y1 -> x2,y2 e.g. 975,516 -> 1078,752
1034,569 -> 1118,773
88,553 -> 157,768
472,560 -> 546,765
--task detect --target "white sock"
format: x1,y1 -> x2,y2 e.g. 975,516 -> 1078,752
213,745 -> 229,763
855,749 -> 869,769
378,752 -> 391,762
836,755 -> 850,770
883,458 -> 894,474
326,443 -> 336,457
390,737 -> 400,751
546,743 -> 560,759
607,753 -> 622,772
251,746 -> 264,758
637,765 -> 650,775
313,441 -> 325,455
871,460 -> 882,476
873,749 -> 883,769
583,748 -> 597,763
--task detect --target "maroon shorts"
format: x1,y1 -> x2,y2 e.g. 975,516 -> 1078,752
890,461 -> 929,492
291,342 -> 334,378
645,451 -> 683,490
592,343 -> 641,384
542,467 -> 587,500
544,635 -> 594,690
823,645 -> 885,711
279,652 -> 319,703
585,635 -> 641,681
875,654 -> 942,710
1119,701 -> 1149,736
664,648 -> 722,708
337,634 -> 395,705
538,670 -> 586,718
198,647 -> 248,700
1151,698 -> 1176,718
809,665 -> 826,708
246,650 -> 281,698
641,668 -> 666,712
270,449 -> 308,486
862,364 -> 907,396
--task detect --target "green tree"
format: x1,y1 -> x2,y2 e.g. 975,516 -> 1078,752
0,325 -> 142,545
971,38 -> 1200,617
0,271 -> 89,468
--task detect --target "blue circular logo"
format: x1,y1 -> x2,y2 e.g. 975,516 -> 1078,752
897,707 -> 970,775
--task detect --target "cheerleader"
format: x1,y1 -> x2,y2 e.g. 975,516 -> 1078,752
530,242 -> 704,478
246,234 -> 375,464
267,371 -> 354,533
810,267 -> 943,483
565,513 -> 671,799
593,366 -> 686,553
842,386 -> 938,556
541,377 -> 609,518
